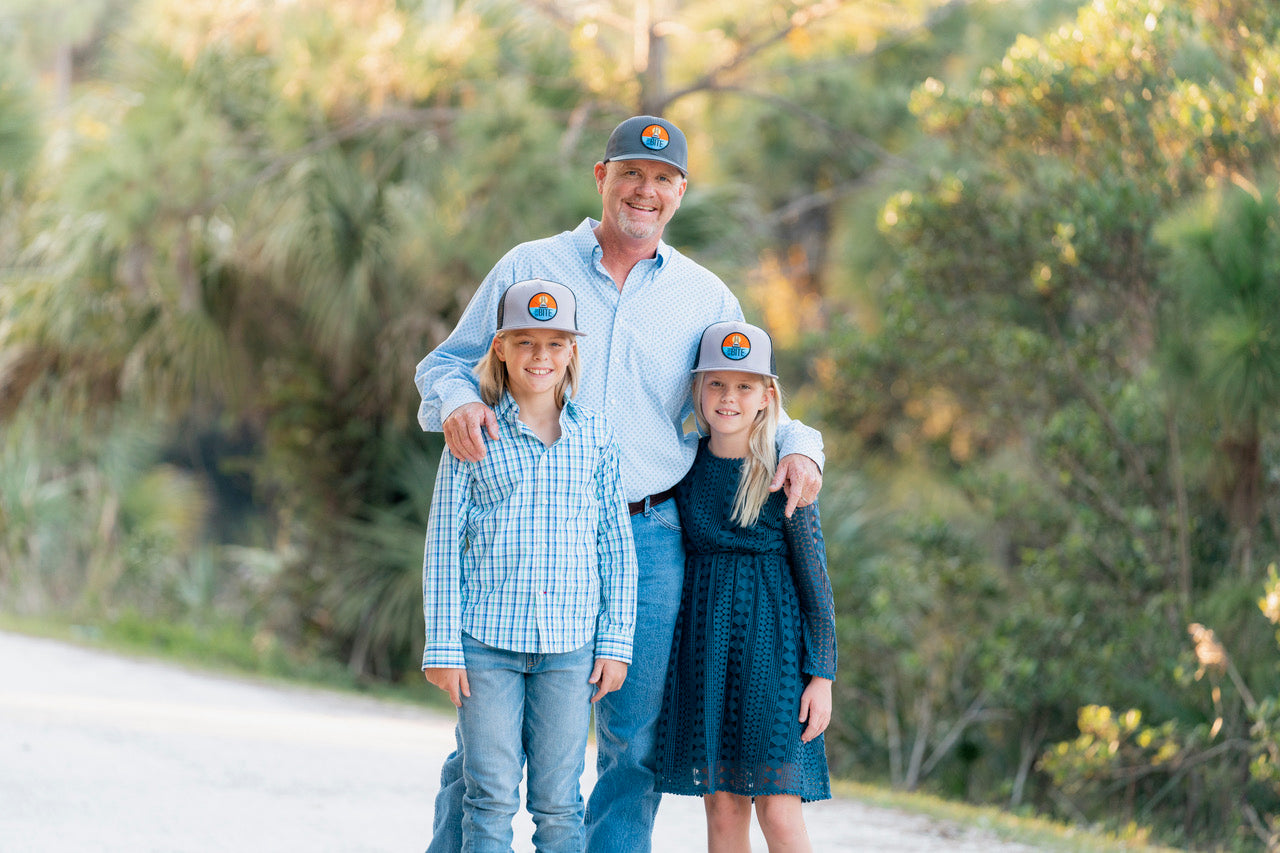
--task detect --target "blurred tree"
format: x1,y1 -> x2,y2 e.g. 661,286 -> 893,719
2,0 -> 984,676
824,0 -> 1280,840
1157,179 -> 1280,579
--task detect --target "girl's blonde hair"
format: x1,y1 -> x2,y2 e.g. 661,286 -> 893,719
475,330 -> 581,408
692,371 -> 783,527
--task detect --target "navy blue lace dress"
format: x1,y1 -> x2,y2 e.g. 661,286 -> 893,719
655,440 -> 838,801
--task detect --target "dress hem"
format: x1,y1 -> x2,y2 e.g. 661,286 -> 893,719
655,784 -> 832,804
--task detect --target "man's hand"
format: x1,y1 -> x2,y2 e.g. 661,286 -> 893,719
442,402 -> 499,463
799,676 -> 833,743
424,667 -> 470,708
588,658 -> 628,703
770,454 -> 823,518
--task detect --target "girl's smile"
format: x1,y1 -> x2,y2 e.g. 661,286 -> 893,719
700,370 -> 774,455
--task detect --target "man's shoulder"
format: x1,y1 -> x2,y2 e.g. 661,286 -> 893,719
657,242 -> 727,287
501,220 -> 591,262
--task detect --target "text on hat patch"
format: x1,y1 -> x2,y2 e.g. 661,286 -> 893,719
721,333 -> 751,360
529,293 -> 559,321
641,125 -> 670,151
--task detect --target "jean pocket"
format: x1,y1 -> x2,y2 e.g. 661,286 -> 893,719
647,498 -> 682,532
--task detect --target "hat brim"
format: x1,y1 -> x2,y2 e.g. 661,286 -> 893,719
603,152 -> 687,177
690,366 -> 777,378
498,322 -> 586,337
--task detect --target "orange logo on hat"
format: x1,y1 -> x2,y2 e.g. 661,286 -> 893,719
641,124 -> 670,151
528,293 -> 558,321
720,333 -> 751,360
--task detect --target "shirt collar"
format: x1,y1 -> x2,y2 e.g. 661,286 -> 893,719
574,218 -> 671,270
495,391 -> 586,435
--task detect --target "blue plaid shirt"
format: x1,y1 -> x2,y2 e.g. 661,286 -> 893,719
415,219 -> 824,500
421,393 -> 638,668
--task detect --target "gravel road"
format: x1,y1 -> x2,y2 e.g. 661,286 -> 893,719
0,630 -> 1038,852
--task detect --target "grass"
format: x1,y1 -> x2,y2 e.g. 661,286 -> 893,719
831,779 -> 1185,852
1,611 -> 1180,852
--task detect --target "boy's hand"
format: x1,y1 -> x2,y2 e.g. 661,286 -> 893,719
443,402 -> 499,462
799,676 -> 833,743
424,667 -> 470,707
588,658 -> 628,703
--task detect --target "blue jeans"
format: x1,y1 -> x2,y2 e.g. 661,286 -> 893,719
455,634 -> 594,853
426,502 -> 684,853
585,500 -> 684,853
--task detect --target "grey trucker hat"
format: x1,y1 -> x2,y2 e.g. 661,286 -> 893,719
496,279 -> 586,337
602,115 -> 688,177
692,321 -> 777,378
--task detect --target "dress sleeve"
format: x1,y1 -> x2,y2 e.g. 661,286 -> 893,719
782,501 -> 838,680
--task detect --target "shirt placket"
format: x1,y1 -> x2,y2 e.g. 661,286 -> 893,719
530,438 -> 552,650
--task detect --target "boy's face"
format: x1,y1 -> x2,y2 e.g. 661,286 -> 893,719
494,328 -> 576,400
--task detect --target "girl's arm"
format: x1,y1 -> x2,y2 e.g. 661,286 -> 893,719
782,501 -> 838,681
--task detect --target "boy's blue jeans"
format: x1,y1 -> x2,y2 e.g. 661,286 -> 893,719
455,634 -> 594,853
427,502 -> 685,853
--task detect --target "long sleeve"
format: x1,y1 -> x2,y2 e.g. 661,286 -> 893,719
414,261 -> 513,432
776,415 -> 825,471
592,432 -> 638,663
421,449 -> 473,669
782,501 -> 838,680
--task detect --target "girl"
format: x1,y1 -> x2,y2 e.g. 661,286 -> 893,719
655,321 -> 837,852
421,278 -> 638,853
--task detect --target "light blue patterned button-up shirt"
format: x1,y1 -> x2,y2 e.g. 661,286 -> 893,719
421,393 -> 638,668
416,219 -> 824,500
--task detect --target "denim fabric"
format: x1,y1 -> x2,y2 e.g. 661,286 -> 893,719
584,501 -> 684,853
456,635 -> 594,853
425,505 -> 683,853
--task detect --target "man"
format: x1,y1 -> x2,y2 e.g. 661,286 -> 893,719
416,115 -> 824,852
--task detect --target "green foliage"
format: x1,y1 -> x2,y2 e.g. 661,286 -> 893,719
11,0 -> 1280,846
813,0 -> 1280,845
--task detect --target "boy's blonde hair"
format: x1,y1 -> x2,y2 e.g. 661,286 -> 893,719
475,330 -> 582,408
692,371 -> 783,527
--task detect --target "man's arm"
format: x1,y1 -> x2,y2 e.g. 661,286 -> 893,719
773,416 -> 824,517
415,265 -> 511,434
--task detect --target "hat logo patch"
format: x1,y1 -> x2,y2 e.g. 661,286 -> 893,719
528,293 -> 558,321
720,333 -> 751,361
641,124 -> 670,151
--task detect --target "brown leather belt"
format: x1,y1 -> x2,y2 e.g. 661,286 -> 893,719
628,487 -> 676,516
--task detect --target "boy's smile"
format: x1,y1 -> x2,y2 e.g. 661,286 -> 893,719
494,328 -> 576,400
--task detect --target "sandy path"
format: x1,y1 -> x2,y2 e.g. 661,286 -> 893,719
0,631 -> 1037,852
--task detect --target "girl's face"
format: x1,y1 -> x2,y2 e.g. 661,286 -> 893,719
494,328 -> 576,401
699,370 -> 774,445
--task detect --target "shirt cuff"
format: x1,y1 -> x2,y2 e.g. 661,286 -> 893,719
778,439 -> 825,471
440,387 -> 484,424
422,645 -> 466,669
593,634 -> 633,664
